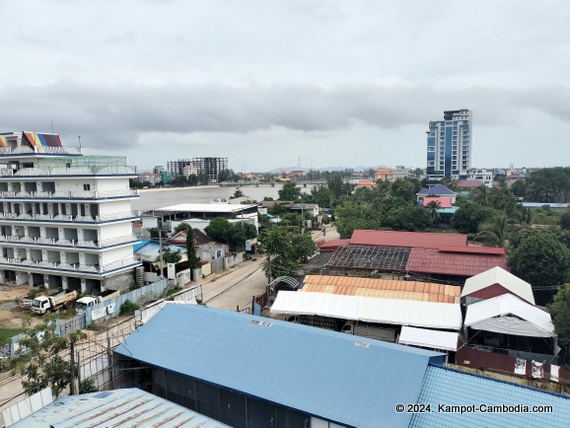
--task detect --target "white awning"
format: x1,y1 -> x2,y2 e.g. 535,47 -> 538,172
398,326 -> 459,351
271,291 -> 462,330
464,293 -> 555,338
462,267 -> 535,305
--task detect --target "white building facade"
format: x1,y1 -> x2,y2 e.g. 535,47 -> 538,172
426,109 -> 472,185
0,132 -> 141,292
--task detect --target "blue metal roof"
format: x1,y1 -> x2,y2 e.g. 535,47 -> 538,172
115,304 -> 444,428
11,388 -> 229,428
417,185 -> 456,195
410,365 -> 570,428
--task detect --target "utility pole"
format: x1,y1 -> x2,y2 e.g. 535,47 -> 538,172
77,351 -> 81,394
159,229 -> 163,278
70,340 -> 75,395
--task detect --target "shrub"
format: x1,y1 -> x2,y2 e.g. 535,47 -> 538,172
79,378 -> 98,394
119,301 -> 139,316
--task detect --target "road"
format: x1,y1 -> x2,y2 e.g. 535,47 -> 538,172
0,226 -> 339,425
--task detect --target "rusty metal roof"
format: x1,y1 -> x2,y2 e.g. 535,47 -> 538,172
302,275 -> 461,304
406,247 -> 509,277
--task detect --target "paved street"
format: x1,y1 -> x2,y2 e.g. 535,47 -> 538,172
0,226 -> 339,425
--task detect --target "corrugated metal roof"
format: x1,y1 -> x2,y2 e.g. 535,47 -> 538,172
462,266 -> 535,304
349,230 -> 467,248
406,247 -> 508,277
11,388 -> 229,428
464,294 -> 555,338
317,238 -> 351,251
417,185 -> 456,195
302,275 -> 460,303
272,291 -> 463,330
410,366 -> 570,427
438,245 -> 506,255
114,304 -> 444,428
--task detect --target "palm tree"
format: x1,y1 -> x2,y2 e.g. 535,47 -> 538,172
425,201 -> 442,225
472,185 -> 491,206
511,207 -> 534,232
477,213 -> 511,249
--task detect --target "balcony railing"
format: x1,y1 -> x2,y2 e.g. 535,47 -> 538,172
0,146 -> 82,156
0,189 -> 138,199
0,256 -> 140,273
0,234 -> 139,248
0,164 -> 135,176
0,211 -> 139,223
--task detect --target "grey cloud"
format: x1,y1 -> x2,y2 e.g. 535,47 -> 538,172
0,80 -> 568,152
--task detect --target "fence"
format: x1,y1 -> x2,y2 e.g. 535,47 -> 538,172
85,278 -> 169,325
56,314 -> 87,337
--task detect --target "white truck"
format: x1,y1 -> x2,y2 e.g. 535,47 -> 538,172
31,290 -> 78,315
76,289 -> 120,309
341,320 -> 397,343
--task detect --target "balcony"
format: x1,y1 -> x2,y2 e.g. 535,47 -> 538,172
0,164 -> 136,176
0,211 -> 138,223
0,256 -> 140,273
0,146 -> 82,156
0,234 -> 139,248
0,189 -> 138,200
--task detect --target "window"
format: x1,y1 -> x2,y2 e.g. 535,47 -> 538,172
83,184 -> 91,191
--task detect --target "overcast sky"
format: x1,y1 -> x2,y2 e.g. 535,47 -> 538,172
1,1 -> 569,172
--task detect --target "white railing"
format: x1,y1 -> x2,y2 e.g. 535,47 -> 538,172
0,146 -> 83,156
0,211 -> 138,223
13,164 -> 135,176
0,189 -> 138,199
0,234 -> 137,248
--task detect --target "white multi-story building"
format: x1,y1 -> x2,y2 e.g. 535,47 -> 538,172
426,109 -> 472,185
0,131 -> 141,293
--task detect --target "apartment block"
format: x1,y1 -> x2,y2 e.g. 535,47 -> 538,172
0,131 -> 141,292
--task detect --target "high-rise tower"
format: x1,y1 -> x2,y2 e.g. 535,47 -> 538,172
426,109 -> 472,186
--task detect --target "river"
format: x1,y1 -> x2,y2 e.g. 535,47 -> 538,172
132,183 -> 313,212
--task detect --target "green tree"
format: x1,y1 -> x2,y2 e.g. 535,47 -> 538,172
11,319 -> 87,397
186,227 -> 199,269
260,226 -> 315,281
383,206 -> 432,232
391,177 -> 421,203
307,184 -> 335,208
509,230 -> 570,302
231,188 -> 245,199
425,200 -> 442,225
489,187 -> 518,215
477,213 -> 511,249
549,283 -> 570,357
511,180 -> 527,198
205,218 -> 233,243
278,182 -> 302,201
173,222 -> 192,234
79,378 -> 99,394
335,200 -> 382,239
471,185 -> 491,206
228,222 -> 257,250
525,167 -> 570,203
451,203 -> 501,234
561,211 -> 570,230
157,247 -> 182,264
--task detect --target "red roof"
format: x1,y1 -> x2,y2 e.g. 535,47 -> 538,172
421,197 -> 452,208
456,180 -> 484,188
438,246 -> 506,255
349,230 -> 467,249
319,239 -> 351,251
406,247 -> 509,277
